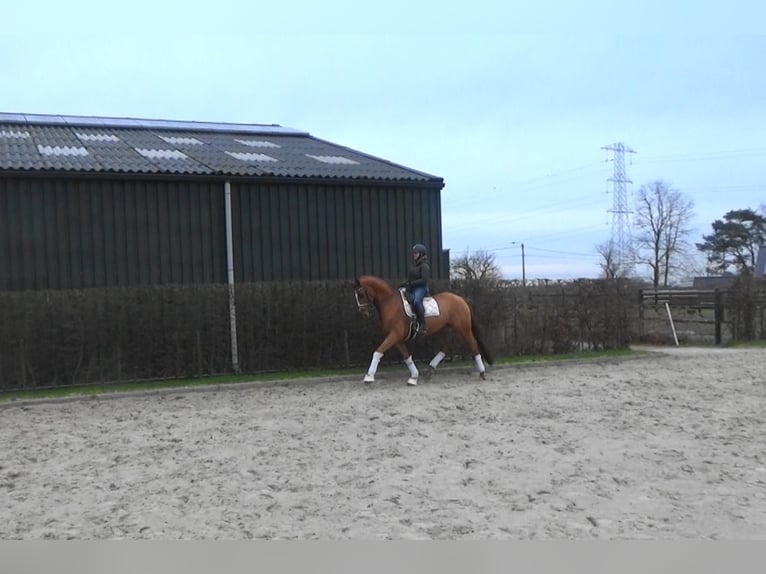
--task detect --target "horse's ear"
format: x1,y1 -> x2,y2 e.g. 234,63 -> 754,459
353,277 -> 360,287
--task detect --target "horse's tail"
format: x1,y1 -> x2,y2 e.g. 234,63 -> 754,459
470,310 -> 494,366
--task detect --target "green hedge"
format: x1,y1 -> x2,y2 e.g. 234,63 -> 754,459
2,277 -> 762,392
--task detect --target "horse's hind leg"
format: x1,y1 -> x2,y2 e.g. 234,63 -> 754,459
474,354 -> 487,380
427,336 -> 450,377
461,331 -> 487,380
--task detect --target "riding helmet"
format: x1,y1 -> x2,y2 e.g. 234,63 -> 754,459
412,243 -> 427,256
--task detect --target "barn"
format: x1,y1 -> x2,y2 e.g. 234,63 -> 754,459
0,113 -> 447,291
0,113 -> 448,388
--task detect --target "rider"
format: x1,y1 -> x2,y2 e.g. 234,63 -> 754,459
403,243 -> 430,334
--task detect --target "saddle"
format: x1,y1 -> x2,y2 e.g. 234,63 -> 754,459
398,288 -> 440,339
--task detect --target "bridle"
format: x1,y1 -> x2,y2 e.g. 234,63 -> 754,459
354,285 -> 374,317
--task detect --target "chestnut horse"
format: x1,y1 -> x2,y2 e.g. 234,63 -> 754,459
353,275 -> 493,385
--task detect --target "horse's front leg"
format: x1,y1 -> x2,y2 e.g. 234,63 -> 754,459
363,332 -> 403,384
394,342 -> 419,386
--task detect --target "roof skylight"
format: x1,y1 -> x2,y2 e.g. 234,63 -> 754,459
136,148 -> 189,160
0,130 -> 31,139
235,139 -> 280,148
37,145 -> 89,157
225,151 -> 278,163
159,136 -> 204,146
76,132 -> 121,142
306,154 -> 359,165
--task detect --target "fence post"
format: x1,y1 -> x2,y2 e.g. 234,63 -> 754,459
224,181 -> 240,374
714,289 -> 723,345
665,302 -> 679,346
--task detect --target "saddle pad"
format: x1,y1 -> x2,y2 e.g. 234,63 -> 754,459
399,288 -> 440,317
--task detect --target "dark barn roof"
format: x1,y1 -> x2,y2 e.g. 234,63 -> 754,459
0,113 -> 442,183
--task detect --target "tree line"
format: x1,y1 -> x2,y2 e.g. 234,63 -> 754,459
452,181 -> 765,288
628,181 -> 765,287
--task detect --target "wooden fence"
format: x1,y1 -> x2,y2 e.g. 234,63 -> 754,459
639,286 -> 766,345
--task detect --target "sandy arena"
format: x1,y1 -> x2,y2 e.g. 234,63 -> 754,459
1,345 -> 765,539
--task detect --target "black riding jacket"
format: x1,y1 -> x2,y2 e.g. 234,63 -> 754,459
406,256 -> 430,290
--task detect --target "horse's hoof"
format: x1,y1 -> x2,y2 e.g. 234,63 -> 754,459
363,374 -> 375,384
407,377 -> 418,386
479,371 -> 486,381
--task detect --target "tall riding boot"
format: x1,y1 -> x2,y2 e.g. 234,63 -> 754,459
416,310 -> 428,335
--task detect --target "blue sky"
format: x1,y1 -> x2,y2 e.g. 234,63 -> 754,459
2,1 -> 764,281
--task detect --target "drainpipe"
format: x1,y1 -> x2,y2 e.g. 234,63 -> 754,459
224,181 -> 240,373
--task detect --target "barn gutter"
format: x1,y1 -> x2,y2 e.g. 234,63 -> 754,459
224,181 -> 240,374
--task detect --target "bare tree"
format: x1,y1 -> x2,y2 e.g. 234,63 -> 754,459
633,181 -> 695,288
450,249 -> 503,282
673,251 -> 709,286
597,240 -> 627,279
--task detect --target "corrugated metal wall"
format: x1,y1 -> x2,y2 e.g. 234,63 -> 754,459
0,177 -> 226,290
0,176 -> 444,291
233,181 -> 443,282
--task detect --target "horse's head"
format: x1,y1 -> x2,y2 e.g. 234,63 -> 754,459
353,277 -> 375,317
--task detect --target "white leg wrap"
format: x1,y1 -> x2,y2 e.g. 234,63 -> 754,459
404,355 -> 419,378
474,354 -> 486,374
429,351 -> 446,369
367,351 -> 384,377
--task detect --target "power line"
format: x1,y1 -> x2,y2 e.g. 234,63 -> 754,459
503,161 -> 605,187
693,184 -> 766,194
444,192 -> 608,234
446,162 -> 605,209
447,222 -> 610,257
446,149 -> 764,231
526,246 -> 596,257
637,147 -> 766,164
456,241 -> 602,260
444,145 -> 763,276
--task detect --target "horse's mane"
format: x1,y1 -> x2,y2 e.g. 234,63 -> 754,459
358,275 -> 395,296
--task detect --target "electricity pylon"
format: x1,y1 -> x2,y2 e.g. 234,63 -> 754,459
602,142 -> 636,273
